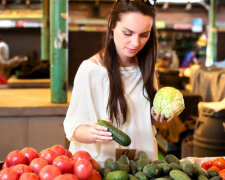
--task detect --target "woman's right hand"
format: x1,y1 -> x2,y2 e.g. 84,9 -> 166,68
90,118 -> 113,142
74,118 -> 113,143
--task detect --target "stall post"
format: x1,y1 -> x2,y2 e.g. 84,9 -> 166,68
41,0 -> 50,61
206,0 -> 217,66
50,0 -> 68,103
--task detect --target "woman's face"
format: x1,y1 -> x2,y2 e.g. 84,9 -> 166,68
112,12 -> 153,60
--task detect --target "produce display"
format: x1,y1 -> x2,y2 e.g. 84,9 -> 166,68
99,151 -> 224,180
0,145 -> 101,180
200,157 -> 225,180
1,145 -> 224,180
98,120 -> 131,147
153,86 -> 185,119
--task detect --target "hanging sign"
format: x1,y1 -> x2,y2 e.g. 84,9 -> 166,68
0,9 -> 42,19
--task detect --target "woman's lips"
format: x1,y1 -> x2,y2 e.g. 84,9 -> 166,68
127,48 -> 137,53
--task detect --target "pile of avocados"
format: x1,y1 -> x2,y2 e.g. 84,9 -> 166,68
100,152 -> 222,180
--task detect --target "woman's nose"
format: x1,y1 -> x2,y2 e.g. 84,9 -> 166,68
131,35 -> 140,47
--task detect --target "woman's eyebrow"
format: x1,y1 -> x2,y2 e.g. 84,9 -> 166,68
122,27 -> 150,34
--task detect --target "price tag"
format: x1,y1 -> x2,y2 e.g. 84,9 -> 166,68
116,148 -> 136,160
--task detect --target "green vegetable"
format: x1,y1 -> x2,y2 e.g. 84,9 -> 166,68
207,169 -> 219,178
153,160 -> 166,164
118,163 -> 130,173
136,151 -> 149,172
169,169 -> 191,180
169,163 -> 182,171
193,163 -> 209,178
153,87 -> 185,118
179,160 -> 198,177
104,158 -> 119,171
198,174 -> 209,180
209,176 -> 222,180
135,172 -> 148,180
158,163 -> 171,175
130,160 -> 137,175
117,155 -> 130,166
129,174 -> 138,180
106,170 -> 129,180
143,163 -> 161,178
165,154 -> 180,165
98,120 -> 131,146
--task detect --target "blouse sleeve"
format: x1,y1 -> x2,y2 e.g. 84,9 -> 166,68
63,61 -> 98,141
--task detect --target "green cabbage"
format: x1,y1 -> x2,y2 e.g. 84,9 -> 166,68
153,87 -> 185,118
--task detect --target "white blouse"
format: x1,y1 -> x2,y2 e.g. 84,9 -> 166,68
63,60 -> 158,162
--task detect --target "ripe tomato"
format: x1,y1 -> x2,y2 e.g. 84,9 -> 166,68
2,162 -> 7,169
64,174 -> 79,180
88,169 -> 102,180
52,155 -> 74,174
208,165 -> 221,172
72,151 -> 92,162
6,150 -> 28,167
219,169 -> 225,180
90,159 -> 100,171
39,148 -> 58,164
11,164 -> 32,177
54,174 -> 79,180
65,150 -> 73,159
39,165 -> 61,180
213,157 -> 225,170
29,158 -> 48,174
21,147 -> 39,164
0,168 -> 18,180
201,160 -> 213,171
19,172 -> 39,180
51,145 -> 67,156
74,159 -> 93,179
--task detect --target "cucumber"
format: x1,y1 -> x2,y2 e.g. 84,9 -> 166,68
193,163 -> 209,178
165,154 -> 180,165
158,163 -> 171,175
207,170 -> 219,178
153,160 -> 166,164
143,163 -> 161,178
129,174 -> 138,180
169,169 -> 191,180
117,155 -> 130,166
135,172 -> 148,180
98,120 -> 131,146
155,178 -> 172,180
136,151 -> 149,172
209,176 -> 222,180
118,163 -> 130,173
179,160 -> 198,177
104,158 -> 119,171
106,170 -> 129,180
198,174 -> 209,180
130,160 -> 137,175
169,163 -> 182,171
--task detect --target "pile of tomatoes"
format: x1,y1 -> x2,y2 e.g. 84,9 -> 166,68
201,157 -> 225,180
0,145 -> 101,180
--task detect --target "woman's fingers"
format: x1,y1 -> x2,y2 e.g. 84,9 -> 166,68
167,117 -> 172,123
91,122 -> 112,142
159,114 -> 165,123
105,118 -> 111,123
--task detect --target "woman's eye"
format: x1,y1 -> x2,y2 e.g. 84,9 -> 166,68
123,32 -> 132,36
140,33 -> 149,37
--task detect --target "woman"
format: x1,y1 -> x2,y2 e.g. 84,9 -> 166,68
64,0 -> 170,162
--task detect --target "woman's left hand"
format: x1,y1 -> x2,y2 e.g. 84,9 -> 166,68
151,107 -> 172,123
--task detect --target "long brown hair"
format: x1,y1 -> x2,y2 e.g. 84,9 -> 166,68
100,0 -> 158,126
